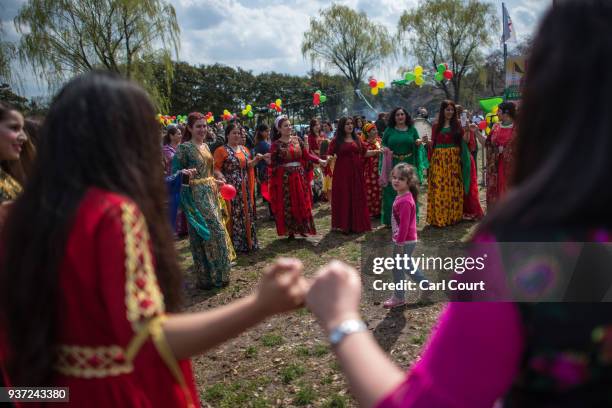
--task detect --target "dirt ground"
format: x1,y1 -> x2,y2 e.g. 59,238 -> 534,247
177,165 -> 487,407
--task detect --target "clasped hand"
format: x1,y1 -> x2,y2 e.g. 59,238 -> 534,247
256,258 -> 361,334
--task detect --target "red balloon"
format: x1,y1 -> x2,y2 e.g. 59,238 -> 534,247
444,70 -> 453,80
478,120 -> 487,130
275,106 -> 282,112
369,79 -> 377,88
269,102 -> 276,109
220,184 -> 237,200
313,98 -> 320,106
444,63 -> 449,70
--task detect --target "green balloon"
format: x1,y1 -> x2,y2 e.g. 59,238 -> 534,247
405,72 -> 416,82
435,72 -> 444,82
437,63 -> 446,73
248,111 -> 254,118
320,95 -> 327,103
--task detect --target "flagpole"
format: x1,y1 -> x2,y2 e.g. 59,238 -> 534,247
502,2 -> 508,99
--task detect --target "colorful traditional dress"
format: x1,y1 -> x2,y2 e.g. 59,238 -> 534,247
269,136 -> 320,236
363,137 -> 382,217
380,127 -> 428,226
426,126 -> 470,227
163,144 -> 188,235
320,139 -> 333,199
172,142 -> 232,288
328,139 -> 371,233
214,145 -> 258,253
2,188 -> 200,407
486,123 -> 516,209
0,167 -> 22,204
463,129 -> 484,220
254,140 -> 271,202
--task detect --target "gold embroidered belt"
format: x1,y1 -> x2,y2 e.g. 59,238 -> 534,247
282,162 -> 301,168
393,152 -> 413,160
190,176 -> 216,185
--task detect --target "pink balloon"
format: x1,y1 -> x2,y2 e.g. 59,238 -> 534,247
220,184 -> 237,200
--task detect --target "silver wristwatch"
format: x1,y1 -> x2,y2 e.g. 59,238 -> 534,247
329,319 -> 367,346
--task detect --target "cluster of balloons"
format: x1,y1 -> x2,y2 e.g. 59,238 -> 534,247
405,65 -> 425,86
369,78 -> 386,95
434,63 -> 454,82
222,109 -> 236,121
241,105 -> 254,118
157,114 -> 176,126
478,97 -> 503,135
269,99 -> 283,112
392,63 -> 455,88
479,110 -> 500,135
312,90 -> 327,106
204,112 -> 214,124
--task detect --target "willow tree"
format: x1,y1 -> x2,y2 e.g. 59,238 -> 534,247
301,4 -> 393,93
14,0 -> 179,110
0,18 -> 16,84
397,0 -> 494,103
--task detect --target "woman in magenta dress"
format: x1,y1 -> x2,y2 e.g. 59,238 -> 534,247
328,116 -> 371,233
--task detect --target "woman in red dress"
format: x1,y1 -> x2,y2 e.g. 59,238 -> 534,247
328,117 -> 372,233
0,72 -> 308,407
269,116 -> 326,238
361,122 -> 383,218
462,123 -> 484,220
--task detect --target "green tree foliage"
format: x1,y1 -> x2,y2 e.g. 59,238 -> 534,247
301,4 -> 393,90
397,0 -> 495,103
14,0 -> 179,110
154,62 -> 352,124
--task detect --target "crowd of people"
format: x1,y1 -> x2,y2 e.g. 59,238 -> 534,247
0,1 -> 611,406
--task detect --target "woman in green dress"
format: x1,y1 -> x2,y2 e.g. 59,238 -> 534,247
380,107 -> 428,226
172,112 -> 232,289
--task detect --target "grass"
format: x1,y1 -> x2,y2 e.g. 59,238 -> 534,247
245,345 -> 258,358
260,332 -> 284,347
411,333 -> 428,346
294,383 -> 317,406
280,363 -> 306,384
187,196 -> 474,406
323,394 -> 349,408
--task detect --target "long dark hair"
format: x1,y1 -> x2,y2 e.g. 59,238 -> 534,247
254,123 -> 270,144
308,118 -> 320,138
182,112 -> 206,142
480,0 -> 612,234
433,100 -> 462,146
0,71 -> 183,386
271,116 -> 289,141
333,116 -> 360,148
387,107 -> 414,129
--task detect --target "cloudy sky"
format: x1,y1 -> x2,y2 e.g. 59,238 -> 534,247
2,0 -> 552,98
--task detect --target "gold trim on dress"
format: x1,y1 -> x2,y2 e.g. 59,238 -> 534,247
120,202 -> 165,331
55,344 -> 133,378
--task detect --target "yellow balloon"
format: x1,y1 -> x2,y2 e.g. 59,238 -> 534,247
414,65 -> 423,76
492,116 -> 499,123
377,81 -> 385,89
492,106 -> 499,114
415,76 -> 424,86
246,104 -> 252,111
223,109 -> 230,115
371,87 -> 379,95
275,99 -> 282,106
242,109 -> 248,115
